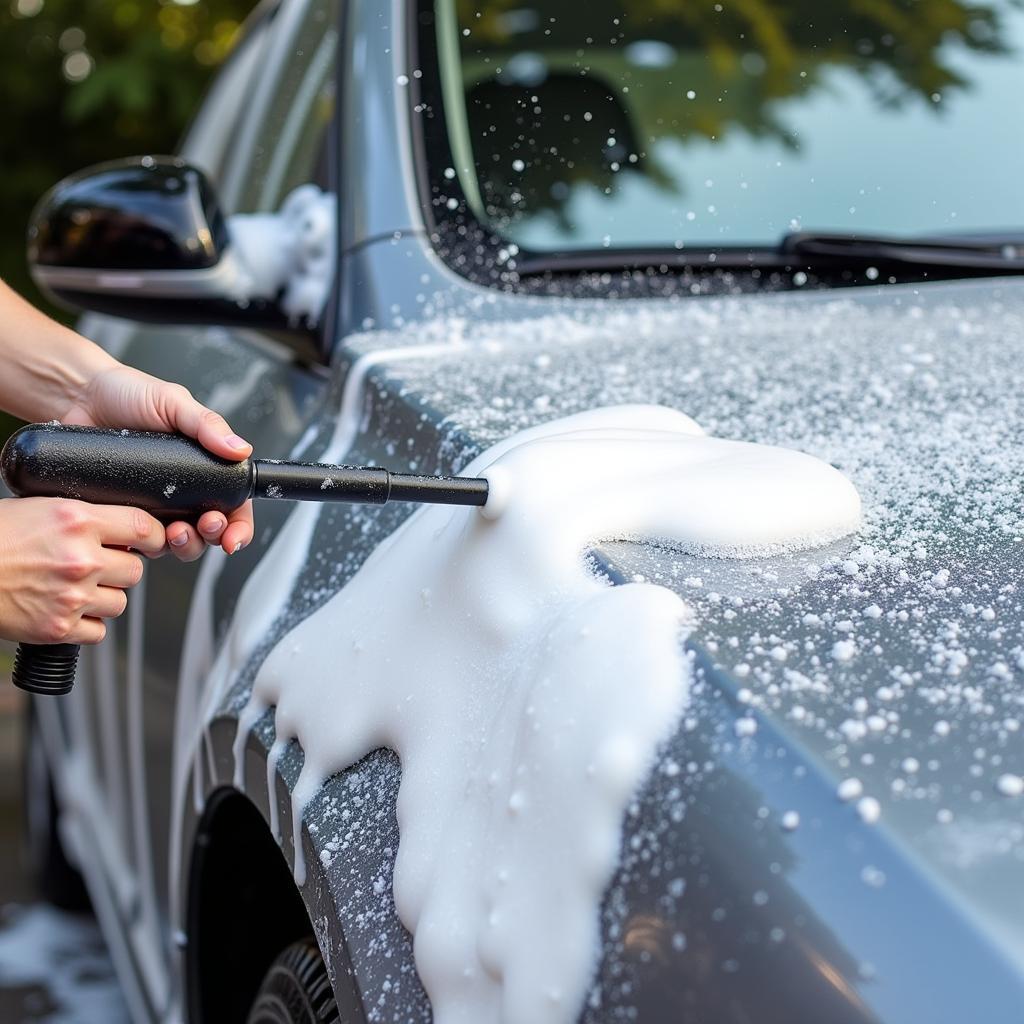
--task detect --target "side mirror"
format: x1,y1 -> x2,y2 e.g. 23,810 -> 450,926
28,157 -> 335,334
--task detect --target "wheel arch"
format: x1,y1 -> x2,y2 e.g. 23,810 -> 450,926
181,714 -> 384,1024
185,786 -> 318,1022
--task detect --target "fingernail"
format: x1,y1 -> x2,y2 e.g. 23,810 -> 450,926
224,434 -> 250,451
200,517 -> 225,535
232,542 -> 242,554
169,531 -> 189,547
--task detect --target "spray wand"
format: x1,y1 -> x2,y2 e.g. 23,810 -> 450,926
1,422 -> 488,695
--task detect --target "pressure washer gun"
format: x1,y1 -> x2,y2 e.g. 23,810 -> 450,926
0,422 -> 489,696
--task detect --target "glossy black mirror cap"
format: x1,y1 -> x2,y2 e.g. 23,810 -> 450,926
28,156 -> 227,273
24,156 -> 314,340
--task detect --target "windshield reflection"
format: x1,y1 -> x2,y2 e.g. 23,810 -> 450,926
444,0 -> 1023,251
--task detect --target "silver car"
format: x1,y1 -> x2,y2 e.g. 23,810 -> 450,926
20,0 -> 1024,1021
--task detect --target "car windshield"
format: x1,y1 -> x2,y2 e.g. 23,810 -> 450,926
432,0 -> 1024,255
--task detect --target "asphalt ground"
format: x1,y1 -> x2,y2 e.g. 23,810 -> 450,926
0,643 -> 130,1022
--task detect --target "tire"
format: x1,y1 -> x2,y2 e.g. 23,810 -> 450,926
21,699 -> 91,911
247,938 -> 341,1024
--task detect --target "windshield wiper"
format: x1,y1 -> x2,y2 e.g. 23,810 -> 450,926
781,231 -> 1024,273
509,231 -> 1024,285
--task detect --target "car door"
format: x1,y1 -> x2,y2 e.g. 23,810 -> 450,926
53,1 -> 344,1017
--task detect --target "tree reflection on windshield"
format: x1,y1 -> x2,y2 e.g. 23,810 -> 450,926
450,0 -> 1020,249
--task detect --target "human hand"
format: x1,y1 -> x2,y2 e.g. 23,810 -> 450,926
0,497 -> 165,645
59,364 -> 255,560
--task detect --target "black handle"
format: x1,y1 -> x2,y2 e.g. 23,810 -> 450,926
1,422 -> 254,517
1,424 -> 254,696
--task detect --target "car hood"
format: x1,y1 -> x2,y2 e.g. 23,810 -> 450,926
341,274 -> 1024,1020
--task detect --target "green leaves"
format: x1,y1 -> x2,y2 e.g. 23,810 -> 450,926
0,0 -> 251,306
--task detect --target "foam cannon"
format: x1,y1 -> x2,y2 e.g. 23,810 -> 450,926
1,422 -> 489,696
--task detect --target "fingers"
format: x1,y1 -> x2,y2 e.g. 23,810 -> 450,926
166,521 -> 208,562
221,500 -> 254,555
165,503 -> 252,560
197,511 -> 227,544
66,617 -> 107,645
82,586 -> 128,620
161,385 -> 252,462
53,550 -> 140,641
91,505 -> 166,556
97,549 -> 145,589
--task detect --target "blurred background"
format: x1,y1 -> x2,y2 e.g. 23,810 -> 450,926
0,0 -> 254,312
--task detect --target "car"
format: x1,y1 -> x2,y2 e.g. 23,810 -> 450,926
18,0 -> 1024,1021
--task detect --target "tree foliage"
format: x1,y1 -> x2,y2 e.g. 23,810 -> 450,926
457,0 -> 1019,231
0,0 -> 254,306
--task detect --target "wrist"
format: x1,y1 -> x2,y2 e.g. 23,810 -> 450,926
56,335 -> 119,411
39,328 -> 118,421
0,280 -> 117,422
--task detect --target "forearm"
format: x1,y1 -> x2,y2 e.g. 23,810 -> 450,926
0,279 -> 116,422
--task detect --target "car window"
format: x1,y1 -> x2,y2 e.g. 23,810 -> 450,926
179,5 -> 278,199
234,0 -> 341,214
431,0 -> 1024,254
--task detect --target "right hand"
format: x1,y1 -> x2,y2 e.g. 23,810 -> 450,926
0,497 -> 165,646
60,364 -> 254,559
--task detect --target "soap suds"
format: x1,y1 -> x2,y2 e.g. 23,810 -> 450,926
184,342 -> 468,814
238,405 -> 860,1024
227,184 -> 337,325
995,774 -> 1023,797
837,777 -> 864,802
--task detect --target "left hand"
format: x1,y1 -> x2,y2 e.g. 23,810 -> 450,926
60,365 -> 255,561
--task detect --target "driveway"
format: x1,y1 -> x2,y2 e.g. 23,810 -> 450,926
0,646 -> 129,1023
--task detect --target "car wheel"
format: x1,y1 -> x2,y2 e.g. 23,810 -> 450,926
21,700 -> 91,911
247,938 -> 341,1024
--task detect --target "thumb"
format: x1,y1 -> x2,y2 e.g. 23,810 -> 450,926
160,385 -> 253,462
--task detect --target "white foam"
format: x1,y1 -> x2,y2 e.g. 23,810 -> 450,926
191,346 -> 465,789
227,184 -> 337,325
238,404 -> 860,1024
169,340 -> 475,932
